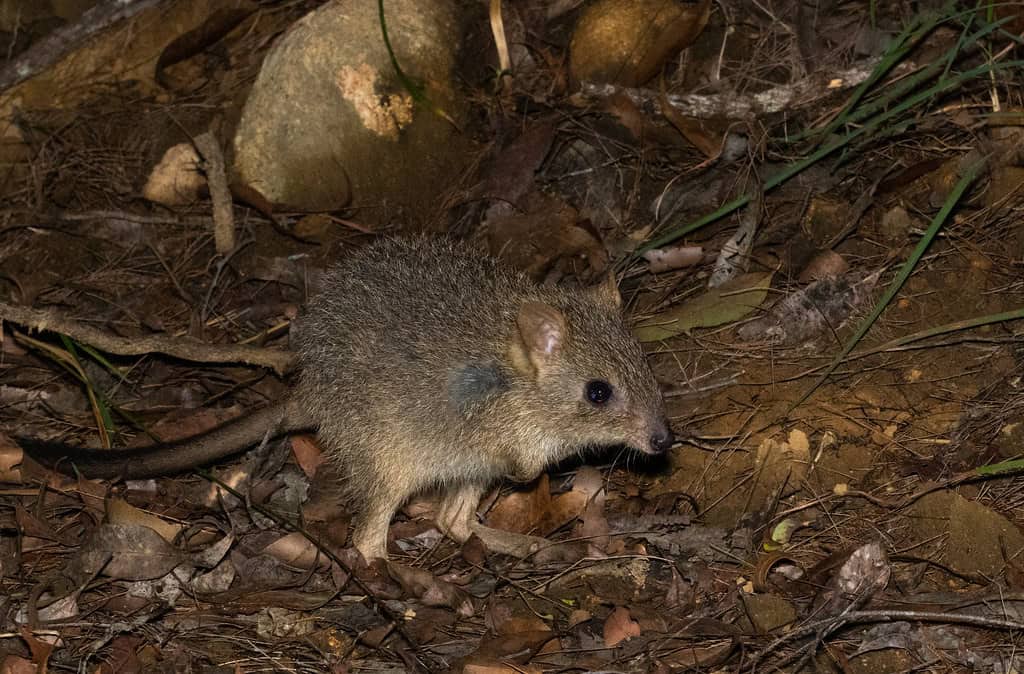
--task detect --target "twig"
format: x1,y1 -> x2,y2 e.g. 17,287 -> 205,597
199,469 -> 434,671
747,609 -> 1024,671
193,131 -> 235,254
200,239 -> 252,325
0,302 -> 294,375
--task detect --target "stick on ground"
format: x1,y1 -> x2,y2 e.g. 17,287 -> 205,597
0,302 -> 294,375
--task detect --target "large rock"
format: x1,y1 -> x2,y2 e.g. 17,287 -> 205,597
570,0 -> 710,86
232,0 -> 469,218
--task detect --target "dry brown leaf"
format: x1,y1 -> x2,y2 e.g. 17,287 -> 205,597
658,76 -> 721,158
386,561 -> 474,616
290,434 -> 325,478
102,635 -> 145,674
464,664 -> 544,674
485,475 -> 550,534
106,497 -> 183,543
19,625 -> 53,670
0,655 -> 37,674
568,609 -> 592,628
0,433 -> 22,482
635,271 -> 774,342
603,606 -> 641,647
262,532 -> 329,571
148,405 -> 242,444
487,603 -> 550,636
472,630 -> 555,662
578,488 -> 610,555
72,523 -> 184,581
486,191 -> 607,281
485,474 -> 590,537
15,501 -> 77,547
572,466 -> 605,500
603,92 -> 686,148
660,640 -> 735,669
476,120 -> 557,206
549,490 -> 588,530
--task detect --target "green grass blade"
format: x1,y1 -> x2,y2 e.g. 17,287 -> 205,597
377,0 -> 459,129
638,58 -> 1021,254
60,335 -> 116,440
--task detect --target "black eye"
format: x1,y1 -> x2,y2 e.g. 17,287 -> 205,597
585,380 -> 613,405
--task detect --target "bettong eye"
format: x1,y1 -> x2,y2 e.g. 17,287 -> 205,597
585,379 -> 613,405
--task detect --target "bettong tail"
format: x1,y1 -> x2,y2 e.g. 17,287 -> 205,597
17,398 -> 313,480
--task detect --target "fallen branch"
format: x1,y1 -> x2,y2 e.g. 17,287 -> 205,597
0,303 -> 294,375
194,131 -> 236,254
577,58 -> 916,119
748,609 -> 1024,671
0,0 -> 166,94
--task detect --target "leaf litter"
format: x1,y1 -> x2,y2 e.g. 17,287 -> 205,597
1,1 -> 1024,672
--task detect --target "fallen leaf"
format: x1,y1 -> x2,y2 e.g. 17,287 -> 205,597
635,272 -> 774,342
485,475 -> 550,534
0,655 -> 37,674
487,191 -> 607,281
471,630 -> 555,662
571,466 -> 605,500
101,635 -> 145,674
798,249 -> 849,283
603,606 -> 641,647
486,474 -> 590,536
0,433 -> 22,482
71,523 -> 184,581
568,609 -> 592,628
190,531 -> 234,570
386,562 -> 474,616
464,664 -> 544,674
106,497 -> 183,543
577,488 -> 609,555
192,559 -> 236,594
487,602 -> 550,636
263,532 -> 329,571
475,120 -> 557,208
16,594 -> 78,630
15,501 -> 75,546
19,625 -> 54,668
290,434 -> 325,478
147,405 -> 242,443
256,606 -> 316,639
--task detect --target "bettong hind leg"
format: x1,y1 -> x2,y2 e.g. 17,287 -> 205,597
436,482 -> 551,558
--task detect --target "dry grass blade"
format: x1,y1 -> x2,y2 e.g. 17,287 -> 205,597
489,0 -> 511,84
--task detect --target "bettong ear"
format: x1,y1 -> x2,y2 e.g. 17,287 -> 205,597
517,301 -> 567,357
510,302 -> 567,376
591,272 -> 622,308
